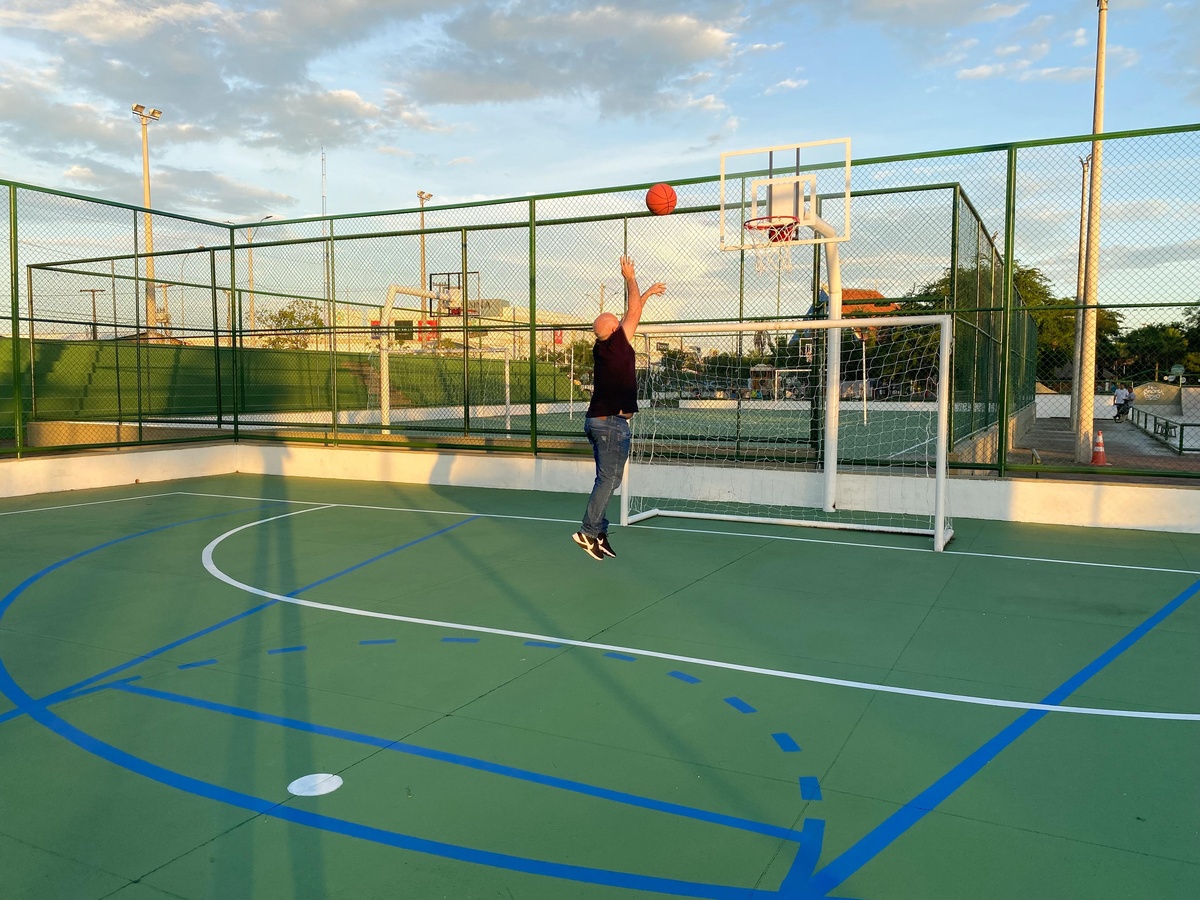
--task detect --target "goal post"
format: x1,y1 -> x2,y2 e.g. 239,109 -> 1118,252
621,315 -> 954,551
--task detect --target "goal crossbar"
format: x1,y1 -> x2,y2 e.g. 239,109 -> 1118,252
622,315 -> 953,551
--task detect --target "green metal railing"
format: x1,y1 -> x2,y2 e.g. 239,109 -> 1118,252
3,122 -> 1199,479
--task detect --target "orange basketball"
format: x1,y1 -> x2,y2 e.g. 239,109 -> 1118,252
645,182 -> 677,216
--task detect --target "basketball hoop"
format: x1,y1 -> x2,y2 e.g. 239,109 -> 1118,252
744,215 -> 798,273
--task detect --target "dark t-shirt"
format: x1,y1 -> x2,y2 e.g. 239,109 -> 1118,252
587,327 -> 638,417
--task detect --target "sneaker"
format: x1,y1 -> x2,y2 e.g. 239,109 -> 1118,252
572,531 -> 604,561
596,533 -> 617,559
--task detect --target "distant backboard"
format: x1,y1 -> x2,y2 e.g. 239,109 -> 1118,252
718,138 -> 852,252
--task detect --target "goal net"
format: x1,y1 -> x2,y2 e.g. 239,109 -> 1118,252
622,316 -> 953,550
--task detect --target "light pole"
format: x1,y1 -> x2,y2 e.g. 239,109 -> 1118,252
131,104 -> 162,334
245,214 -> 277,345
1069,154 -> 1091,432
417,190 -> 432,320
81,289 -> 105,340
1075,0 -> 1108,462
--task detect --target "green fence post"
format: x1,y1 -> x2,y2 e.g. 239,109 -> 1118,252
110,260 -> 123,430
209,249 -> 223,428
461,227 -> 470,437
8,186 -> 24,457
948,185 -> 960,448
997,145 -> 1018,478
229,230 -> 240,443
528,199 -> 538,454
327,219 -> 339,446
133,211 -> 144,443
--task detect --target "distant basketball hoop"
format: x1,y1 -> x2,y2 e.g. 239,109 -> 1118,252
744,214 -> 799,272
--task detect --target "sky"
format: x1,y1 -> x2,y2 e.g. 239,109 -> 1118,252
0,0 -> 1196,224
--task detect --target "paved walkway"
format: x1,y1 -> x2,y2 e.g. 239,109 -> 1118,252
1014,415 -> 1199,477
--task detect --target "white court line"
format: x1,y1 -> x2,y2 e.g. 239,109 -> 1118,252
179,490 -> 1200,577
0,491 -> 185,518
201,511 -> 1200,722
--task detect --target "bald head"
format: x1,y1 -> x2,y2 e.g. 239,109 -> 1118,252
593,312 -> 620,340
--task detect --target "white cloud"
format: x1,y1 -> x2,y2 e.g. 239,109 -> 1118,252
958,63 -> 1006,80
447,156 -> 473,166
764,78 -> 808,95
404,4 -> 737,116
1018,66 -> 1093,83
1108,45 -> 1142,69
1070,27 -> 1087,48
834,0 -> 1026,28
1026,40 -> 1050,61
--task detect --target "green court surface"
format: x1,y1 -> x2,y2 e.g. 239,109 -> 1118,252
1,474 -> 1197,899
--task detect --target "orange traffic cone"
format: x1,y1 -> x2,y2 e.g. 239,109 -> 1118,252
1090,431 -> 1109,466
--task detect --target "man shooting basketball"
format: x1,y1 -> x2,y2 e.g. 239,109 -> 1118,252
573,256 -> 665,561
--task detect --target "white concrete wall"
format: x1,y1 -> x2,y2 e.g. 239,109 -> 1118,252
1,443 -> 1197,534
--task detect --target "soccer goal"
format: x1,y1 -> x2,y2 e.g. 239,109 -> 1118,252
621,315 -> 954,550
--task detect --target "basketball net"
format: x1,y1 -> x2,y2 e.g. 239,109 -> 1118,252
743,215 -> 798,274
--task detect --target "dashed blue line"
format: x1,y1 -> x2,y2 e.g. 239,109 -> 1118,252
441,637 -> 480,644
524,641 -> 564,649
267,646 -> 307,655
668,671 -> 701,684
723,697 -> 757,714
799,777 -> 822,801
359,639 -> 397,646
177,659 -> 217,670
603,652 -> 637,662
772,733 -> 801,753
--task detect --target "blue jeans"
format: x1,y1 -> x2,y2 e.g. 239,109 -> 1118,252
582,415 -> 632,537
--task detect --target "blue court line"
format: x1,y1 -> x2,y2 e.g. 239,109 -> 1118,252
804,576 -> 1200,898
113,679 -> 810,846
0,661 -> 797,900
2,503 -> 284,712
798,777 -> 822,802
178,659 -> 218,670
778,818 -> 826,893
359,639 -> 397,646
723,697 -> 757,714
290,516 -> 480,595
441,636 -> 480,643
604,652 -> 637,662
772,733 -> 801,753
524,640 -> 563,649
669,671 -> 702,684
1,508 -> 482,727
267,645 -> 307,655
0,507 -> 820,897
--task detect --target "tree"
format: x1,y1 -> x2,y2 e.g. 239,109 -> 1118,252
261,300 -> 324,350
1120,323 -> 1188,379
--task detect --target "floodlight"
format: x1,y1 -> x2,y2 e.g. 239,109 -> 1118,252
148,108 -> 162,119
132,104 -> 145,114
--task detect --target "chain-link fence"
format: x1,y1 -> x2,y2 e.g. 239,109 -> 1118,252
4,123 -> 1199,477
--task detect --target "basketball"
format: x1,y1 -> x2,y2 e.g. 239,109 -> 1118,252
645,183 -> 677,216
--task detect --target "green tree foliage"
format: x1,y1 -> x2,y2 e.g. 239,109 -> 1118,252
261,300 -> 324,350
1118,323 -> 1188,377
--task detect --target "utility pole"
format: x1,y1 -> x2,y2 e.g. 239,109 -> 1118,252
81,289 -> 105,340
131,104 -> 162,333
1075,0 -> 1108,462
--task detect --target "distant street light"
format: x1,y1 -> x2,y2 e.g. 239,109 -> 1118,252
418,190 -> 433,319
131,104 -> 162,333
81,288 -> 105,340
